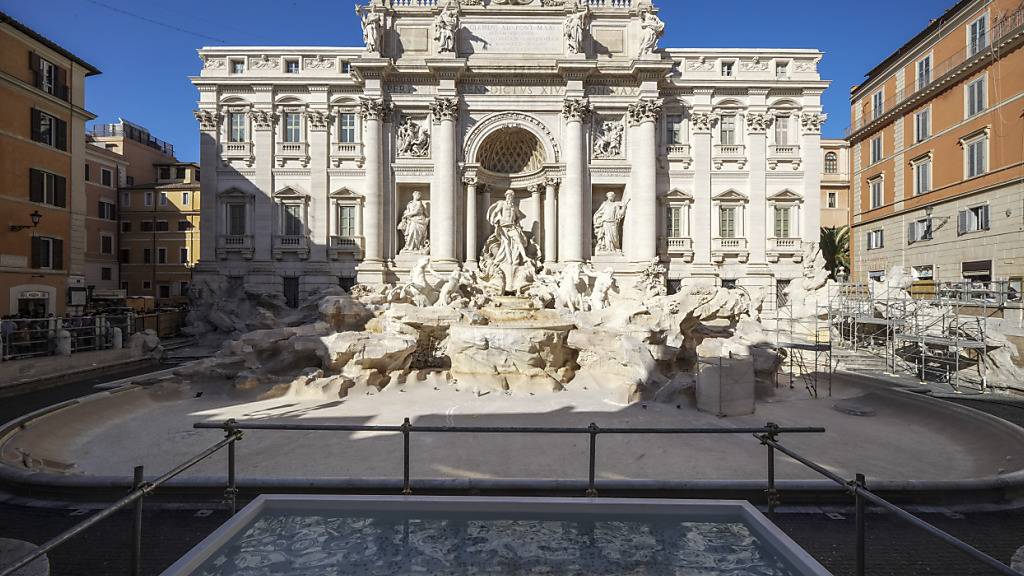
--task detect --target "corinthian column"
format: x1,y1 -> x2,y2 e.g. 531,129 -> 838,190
464,176 -> 479,265
358,97 -> 388,282
544,177 -> 559,266
430,97 -> 459,267
626,98 -> 662,261
560,97 -> 591,263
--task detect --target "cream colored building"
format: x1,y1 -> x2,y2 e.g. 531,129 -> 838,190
820,139 -> 850,229
192,0 -> 829,305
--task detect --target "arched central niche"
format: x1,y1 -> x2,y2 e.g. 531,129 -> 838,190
476,127 -> 545,175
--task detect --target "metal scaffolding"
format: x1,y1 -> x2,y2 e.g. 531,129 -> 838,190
763,289 -> 834,399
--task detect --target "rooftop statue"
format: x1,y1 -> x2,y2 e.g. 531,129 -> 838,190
355,4 -> 383,54
638,9 -> 665,56
433,4 -> 460,54
563,6 -> 589,55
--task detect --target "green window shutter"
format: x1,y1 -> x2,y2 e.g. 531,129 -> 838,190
29,169 -> 44,202
30,237 -> 42,269
52,239 -> 64,270
54,175 -> 67,208
55,118 -> 67,151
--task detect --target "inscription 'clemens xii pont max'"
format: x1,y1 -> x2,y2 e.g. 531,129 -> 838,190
459,23 -> 563,54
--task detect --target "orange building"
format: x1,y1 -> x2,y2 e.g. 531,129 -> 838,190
84,141 -> 129,295
848,0 -> 1024,289
0,11 -> 100,316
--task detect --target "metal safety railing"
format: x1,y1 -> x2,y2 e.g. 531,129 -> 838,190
0,428 -> 242,576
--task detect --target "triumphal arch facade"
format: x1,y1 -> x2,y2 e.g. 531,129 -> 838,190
192,0 -> 829,302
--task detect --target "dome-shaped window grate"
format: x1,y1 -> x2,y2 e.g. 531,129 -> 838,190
477,128 -> 545,175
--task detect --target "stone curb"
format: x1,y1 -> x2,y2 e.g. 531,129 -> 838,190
2,369 -> 1024,506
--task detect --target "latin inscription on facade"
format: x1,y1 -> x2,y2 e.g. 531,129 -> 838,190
459,23 -> 562,54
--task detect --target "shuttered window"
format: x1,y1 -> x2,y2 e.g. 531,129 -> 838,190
958,205 -> 990,235
29,169 -> 66,207
29,52 -> 68,100
30,109 -> 67,150
31,237 -> 62,269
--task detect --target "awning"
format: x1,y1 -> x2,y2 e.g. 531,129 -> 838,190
962,260 -> 992,277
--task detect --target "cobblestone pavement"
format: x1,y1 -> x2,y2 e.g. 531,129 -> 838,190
0,373 -> 1023,575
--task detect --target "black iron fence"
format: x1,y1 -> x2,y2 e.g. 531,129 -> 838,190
0,316 -> 126,361
1,419 -> 1022,576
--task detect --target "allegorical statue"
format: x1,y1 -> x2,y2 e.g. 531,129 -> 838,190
398,190 -> 430,254
355,4 -> 383,54
433,4 -> 459,54
638,9 -> 665,56
397,117 -> 430,158
480,190 -> 540,294
563,6 -> 589,55
593,191 -> 629,254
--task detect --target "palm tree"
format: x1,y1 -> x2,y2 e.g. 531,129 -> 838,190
820,226 -> 850,280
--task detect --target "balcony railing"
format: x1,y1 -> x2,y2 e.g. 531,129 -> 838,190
662,236 -> 695,262
666,143 -> 692,158
330,141 -> 363,167
769,144 -> 800,157
845,6 -> 1024,137
273,235 -> 310,260
220,141 -> 253,164
217,234 -> 254,260
712,144 -> 746,169
711,237 -> 749,262
276,141 -> 310,166
328,235 -> 363,259
88,122 -> 175,156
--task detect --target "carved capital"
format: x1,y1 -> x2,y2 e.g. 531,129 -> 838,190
801,112 -> 827,134
359,97 -> 391,121
429,97 -> 459,123
308,110 -> 331,131
627,98 -> 663,126
561,97 -> 592,122
463,175 -> 479,188
544,176 -> 561,188
528,184 -> 541,194
745,113 -> 774,134
250,109 -> 278,131
689,112 -> 719,134
193,109 -> 221,131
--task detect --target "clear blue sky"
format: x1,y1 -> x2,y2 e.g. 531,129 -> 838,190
3,0 -> 955,162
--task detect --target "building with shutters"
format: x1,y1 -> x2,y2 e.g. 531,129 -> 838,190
84,142 -> 130,294
820,139 -> 850,230
0,10 -> 100,316
848,0 -> 1024,290
191,0 -> 829,305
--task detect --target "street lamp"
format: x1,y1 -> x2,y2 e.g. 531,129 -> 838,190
10,210 -> 42,232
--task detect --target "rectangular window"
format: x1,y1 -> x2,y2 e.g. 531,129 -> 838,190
98,201 -> 116,220
666,115 -> 685,145
914,159 -> 931,195
915,109 -> 930,142
967,77 -> 985,117
159,166 -> 171,180
127,176 -> 134,186
158,248 -> 167,264
283,204 -> 304,236
870,178 -> 883,209
667,206 -> 683,238
31,236 -> 62,269
341,61 -> 352,74
966,136 -> 987,178
31,109 -> 66,150
916,56 -> 931,90
773,206 -> 791,238
774,116 -> 790,145
121,221 -> 131,233
775,62 -> 788,79
141,221 -> 154,232
29,169 -> 67,208
908,218 -> 933,243
159,285 -> 170,299
870,136 -> 882,164
284,112 -> 302,143
176,167 -> 186,179
155,220 -> 169,232
827,192 -> 837,209
958,205 -> 990,235
101,168 -> 112,187
867,229 -> 884,250
719,207 -> 736,238
121,191 -> 131,207
101,267 -> 112,281
39,57 -> 55,95
231,59 -> 245,74
337,205 -> 356,237
285,59 -> 299,73
228,203 -> 247,236
180,247 -> 189,263
160,192 -> 169,206
120,248 -> 130,263
721,61 -> 734,77
143,248 -> 152,264
180,282 -> 190,296
100,235 -> 113,255
177,220 -> 191,231
969,15 -> 988,56
181,192 -> 190,206
144,191 -> 153,206
228,112 -> 247,142
720,115 -> 736,146
871,91 -> 884,120
85,163 -> 90,182
339,113 -> 357,143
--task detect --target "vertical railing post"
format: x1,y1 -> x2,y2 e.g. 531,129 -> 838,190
402,418 -> 412,495
131,465 -> 144,576
586,423 -> 599,497
224,419 -> 240,515
762,423 -> 780,516
855,473 -> 866,576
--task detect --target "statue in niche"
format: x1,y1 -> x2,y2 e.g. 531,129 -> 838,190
397,117 -> 430,158
355,4 -> 383,54
593,120 -> 624,158
480,190 -> 541,294
593,191 -> 629,254
433,4 -> 460,53
398,191 -> 430,254
638,9 -> 665,56
563,6 -> 589,55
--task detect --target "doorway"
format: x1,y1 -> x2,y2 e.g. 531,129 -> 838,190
283,277 -> 299,309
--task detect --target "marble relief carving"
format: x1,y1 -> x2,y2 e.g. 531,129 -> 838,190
303,56 -> 335,70
742,56 -> 769,71
592,119 -> 624,159
248,55 -> 280,70
397,116 -> 430,157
